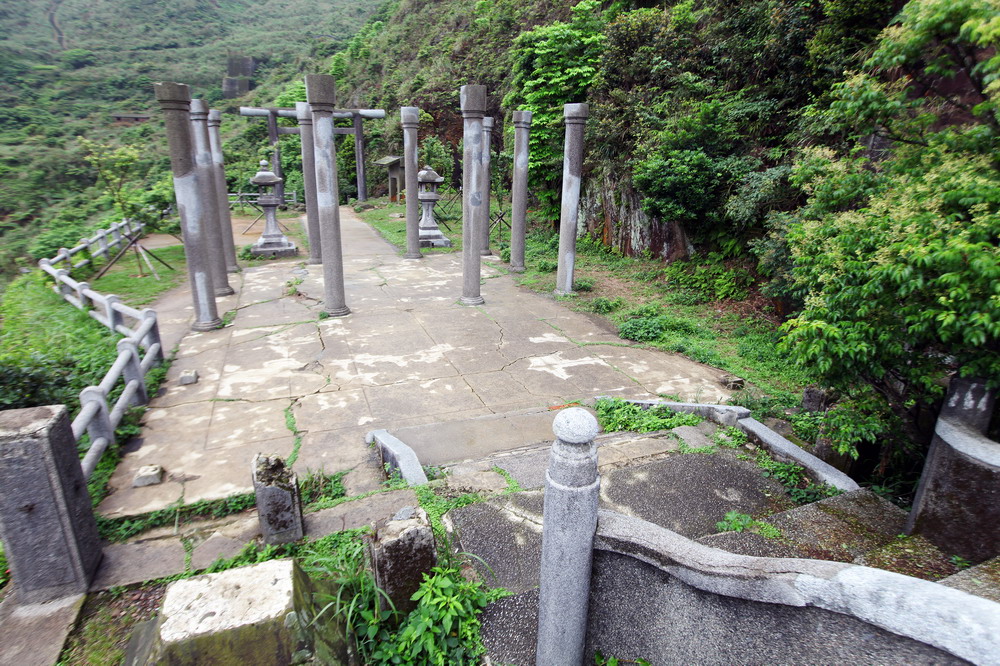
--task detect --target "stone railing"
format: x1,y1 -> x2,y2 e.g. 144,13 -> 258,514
228,191 -> 299,206
42,218 -> 145,273
36,221 -> 164,479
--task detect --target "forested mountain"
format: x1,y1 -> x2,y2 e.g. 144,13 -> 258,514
0,0 -> 382,283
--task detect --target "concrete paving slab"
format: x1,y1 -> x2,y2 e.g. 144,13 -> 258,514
92,541 -> 187,589
364,377 -> 485,422
294,390 -> 373,433
190,533 -> 247,571
304,489 -> 420,535
206,399 -> 293,448
0,591 -> 86,666
182,438 -> 294,504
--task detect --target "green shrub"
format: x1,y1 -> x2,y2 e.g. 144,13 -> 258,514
595,397 -> 702,432
589,297 -> 624,314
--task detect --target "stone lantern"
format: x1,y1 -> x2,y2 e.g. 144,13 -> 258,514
417,165 -> 451,248
249,160 -> 297,258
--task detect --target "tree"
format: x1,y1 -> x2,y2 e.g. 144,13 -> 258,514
779,0 -> 1000,458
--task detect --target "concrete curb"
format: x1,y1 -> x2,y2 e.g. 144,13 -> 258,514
595,397 -> 859,492
595,510 -> 1000,666
366,429 -> 428,485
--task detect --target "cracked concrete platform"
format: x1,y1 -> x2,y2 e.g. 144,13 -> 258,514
99,207 -> 732,518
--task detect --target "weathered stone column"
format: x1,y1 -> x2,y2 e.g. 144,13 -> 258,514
252,454 -> 304,545
479,117 -> 494,256
305,74 -> 351,317
190,99 -> 234,296
510,110 -> 532,273
353,113 -> 368,201
207,109 -> 239,273
906,377 -> 1000,561
555,103 -> 589,296
536,407 -> 601,665
401,106 -> 422,259
460,85 -> 486,306
296,102 -> 322,265
154,82 -> 221,330
0,406 -> 102,603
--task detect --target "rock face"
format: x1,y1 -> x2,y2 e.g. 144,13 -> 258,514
136,559 -> 347,665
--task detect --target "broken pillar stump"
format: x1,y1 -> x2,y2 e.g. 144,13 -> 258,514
370,506 -> 437,618
252,454 -> 304,545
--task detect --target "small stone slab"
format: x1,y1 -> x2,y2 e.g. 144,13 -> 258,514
178,369 -> 199,385
91,541 -> 187,590
132,464 -> 164,487
940,557 -> 1000,604
144,559 -> 313,664
190,533 -> 247,571
671,425 -> 714,450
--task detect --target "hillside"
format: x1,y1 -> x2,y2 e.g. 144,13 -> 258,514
0,0 -> 382,285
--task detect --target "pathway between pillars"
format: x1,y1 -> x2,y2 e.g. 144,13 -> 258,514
98,207 -> 733,519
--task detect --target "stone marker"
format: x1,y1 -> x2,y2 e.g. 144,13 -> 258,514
154,82 -> 221,331
536,407 -> 601,666
509,110 -> 532,273
133,464 -> 164,488
554,103 -> 589,296
460,85 -> 487,306
305,74 -> 351,317
479,116 -> 495,256
401,106 -> 422,259
189,99 -> 234,296
370,506 -> 437,617
206,109 -> 239,273
295,102 -> 323,264
252,454 -> 304,545
0,406 -> 102,603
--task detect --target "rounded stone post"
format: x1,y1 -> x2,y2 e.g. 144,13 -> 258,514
478,117 -> 494,256
510,110 -> 532,272
190,99 -> 234,296
460,85 -> 486,306
555,103 -> 589,296
154,82 -> 221,331
296,102 -> 323,265
207,109 -> 239,273
305,74 -> 351,317
401,106 -> 422,259
353,114 -> 368,201
536,407 -> 601,666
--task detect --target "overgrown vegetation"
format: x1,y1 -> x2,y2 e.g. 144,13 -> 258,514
594,397 -> 703,433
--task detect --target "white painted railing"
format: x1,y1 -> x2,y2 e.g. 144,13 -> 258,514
37,219 -> 164,479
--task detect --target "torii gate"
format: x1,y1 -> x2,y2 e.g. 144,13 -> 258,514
239,105 -> 385,202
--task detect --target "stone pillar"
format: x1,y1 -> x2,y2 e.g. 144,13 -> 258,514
906,377 -> 1000,562
554,103 -> 589,296
305,74 -> 351,317
460,85 -> 486,306
353,113 -> 368,201
252,454 -> 304,545
154,82 -> 221,331
0,406 -> 102,603
370,506 -> 437,617
510,110 -> 531,273
401,106 -> 422,260
536,407 -> 601,666
207,109 -> 239,273
190,99 -> 234,296
296,102 -> 323,265
479,117 -> 494,256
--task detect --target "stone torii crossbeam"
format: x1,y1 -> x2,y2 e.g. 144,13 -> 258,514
239,105 -> 385,203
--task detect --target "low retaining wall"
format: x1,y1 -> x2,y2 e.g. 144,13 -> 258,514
589,510 -> 999,665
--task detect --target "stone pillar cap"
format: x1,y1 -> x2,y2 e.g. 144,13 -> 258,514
460,85 -> 486,115
483,117 -> 495,129
553,407 -> 600,444
305,74 -> 336,107
401,106 -> 420,124
564,103 -> 589,119
513,109 -> 533,125
153,81 -> 191,103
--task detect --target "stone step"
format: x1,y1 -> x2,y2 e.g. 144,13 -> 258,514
938,556 -> 1000,603
448,448 -> 794,594
698,489 -> 906,562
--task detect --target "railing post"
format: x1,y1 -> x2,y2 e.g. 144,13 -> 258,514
117,338 -> 149,406
97,229 -> 109,260
79,237 -> 92,267
104,294 -> 124,334
80,386 -> 115,452
76,281 -> 92,310
110,223 -> 122,249
536,407 -> 601,666
141,308 -> 164,361
54,268 -> 73,300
